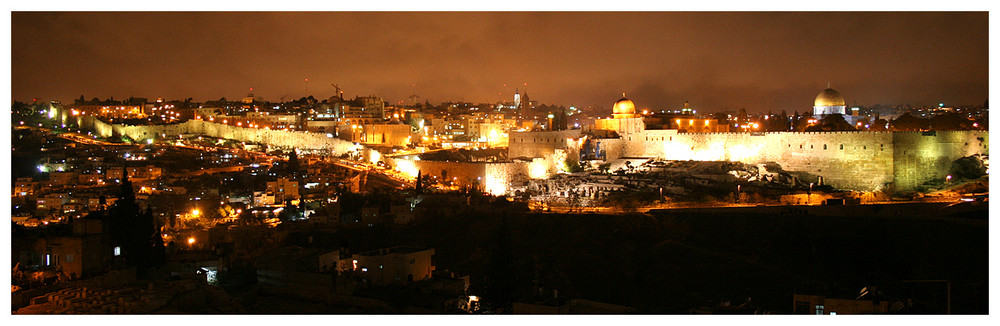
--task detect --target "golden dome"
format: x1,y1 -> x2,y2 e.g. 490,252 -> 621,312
613,97 -> 636,116
814,88 -> 846,107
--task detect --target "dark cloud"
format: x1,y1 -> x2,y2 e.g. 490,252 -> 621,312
12,12 -> 988,112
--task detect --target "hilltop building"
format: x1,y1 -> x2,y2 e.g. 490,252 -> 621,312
813,87 -> 862,125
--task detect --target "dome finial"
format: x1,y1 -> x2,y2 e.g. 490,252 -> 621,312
622,92 -> 626,98
827,82 -> 831,88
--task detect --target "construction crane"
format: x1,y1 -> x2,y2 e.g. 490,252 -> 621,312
330,83 -> 344,100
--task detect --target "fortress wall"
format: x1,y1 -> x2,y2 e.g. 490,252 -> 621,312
626,131 -> 897,191
78,116 -> 358,155
485,162 -> 531,196
891,131 -> 989,192
508,130 -> 582,159
410,160 -> 488,183
767,132 -> 896,191
400,160 -> 529,196
595,138 -> 627,161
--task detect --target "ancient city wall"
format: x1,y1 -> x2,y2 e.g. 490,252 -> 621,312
509,126 -> 989,192
625,130 -> 897,191
393,159 -> 530,196
508,129 -> 582,159
77,115 -> 358,155
891,131 -> 989,192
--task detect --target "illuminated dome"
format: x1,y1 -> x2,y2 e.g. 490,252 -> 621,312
612,96 -> 636,117
813,87 -> 847,116
814,88 -> 846,107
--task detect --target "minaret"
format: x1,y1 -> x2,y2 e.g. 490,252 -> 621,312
513,88 -> 521,110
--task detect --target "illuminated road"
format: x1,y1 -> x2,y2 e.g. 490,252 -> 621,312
57,131 -> 133,146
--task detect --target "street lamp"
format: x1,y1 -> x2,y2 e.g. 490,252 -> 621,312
736,184 -> 741,203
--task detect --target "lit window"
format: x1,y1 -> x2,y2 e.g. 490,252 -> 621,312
114,246 -> 121,256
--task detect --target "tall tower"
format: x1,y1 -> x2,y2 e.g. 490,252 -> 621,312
513,88 -> 521,110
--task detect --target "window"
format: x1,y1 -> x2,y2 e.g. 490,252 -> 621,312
66,254 -> 74,263
815,304 -> 825,315
839,144 -> 843,150
114,246 -> 121,256
823,144 -> 827,150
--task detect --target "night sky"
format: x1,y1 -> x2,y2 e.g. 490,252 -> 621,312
11,12 -> 989,113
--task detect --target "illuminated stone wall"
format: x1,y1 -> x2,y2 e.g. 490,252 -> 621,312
508,124 -> 989,192
624,130 -> 897,191
508,130 -> 582,159
79,116 -> 358,155
389,159 -> 530,196
362,124 -> 413,147
891,131 -> 989,191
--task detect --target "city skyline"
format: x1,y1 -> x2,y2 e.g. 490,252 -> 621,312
11,12 -> 989,112
10,9 -> 991,316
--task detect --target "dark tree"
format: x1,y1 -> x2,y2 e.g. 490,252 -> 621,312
776,110 -> 790,131
803,114 -> 855,131
415,170 -> 423,194
287,149 -> 301,179
871,118 -> 889,131
817,114 -> 856,131
791,111 -> 809,131
890,112 -> 929,131
554,106 -> 569,131
105,170 -> 165,273
950,156 -> 986,180
929,112 -> 972,130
